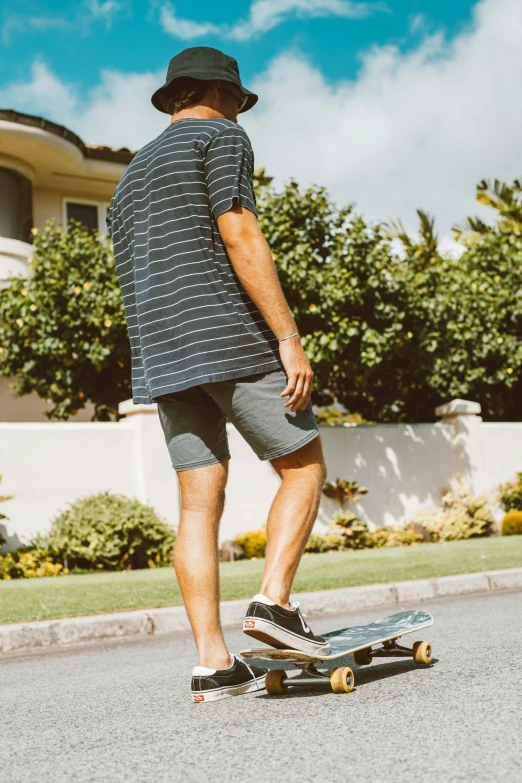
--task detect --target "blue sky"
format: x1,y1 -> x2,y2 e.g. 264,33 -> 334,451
1,1 -> 475,96
1,0 -> 521,244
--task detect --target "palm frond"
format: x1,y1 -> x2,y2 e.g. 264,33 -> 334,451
382,218 -> 413,247
417,209 -> 438,252
452,216 -> 490,240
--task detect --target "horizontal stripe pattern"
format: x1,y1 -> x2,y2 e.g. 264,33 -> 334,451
107,118 -> 282,403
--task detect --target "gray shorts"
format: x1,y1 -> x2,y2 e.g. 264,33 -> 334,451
155,368 -> 320,472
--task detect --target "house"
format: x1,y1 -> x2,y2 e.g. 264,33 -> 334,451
0,109 -> 134,421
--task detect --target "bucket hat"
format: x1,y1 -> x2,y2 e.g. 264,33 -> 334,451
151,46 -> 258,115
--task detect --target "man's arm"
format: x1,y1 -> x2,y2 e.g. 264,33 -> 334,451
217,204 -> 313,412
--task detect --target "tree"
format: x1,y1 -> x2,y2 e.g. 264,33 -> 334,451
394,210 -> 522,420
453,178 -> 522,239
256,179 -> 416,419
257,179 -> 522,421
0,221 -> 131,420
2,180 -> 521,424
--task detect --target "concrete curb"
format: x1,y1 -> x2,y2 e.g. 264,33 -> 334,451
1,567 -> 521,656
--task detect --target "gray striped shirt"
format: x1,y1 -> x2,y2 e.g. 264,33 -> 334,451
107,118 -> 282,404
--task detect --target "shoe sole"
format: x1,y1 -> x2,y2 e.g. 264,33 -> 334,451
243,617 -> 330,656
191,679 -> 264,704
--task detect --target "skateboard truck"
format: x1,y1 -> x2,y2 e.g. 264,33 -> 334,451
266,662 -> 355,695
355,638 -> 433,665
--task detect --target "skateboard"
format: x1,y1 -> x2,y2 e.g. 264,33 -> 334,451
241,609 -> 433,695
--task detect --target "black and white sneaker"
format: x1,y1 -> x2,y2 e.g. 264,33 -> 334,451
243,594 -> 330,656
191,654 -> 267,703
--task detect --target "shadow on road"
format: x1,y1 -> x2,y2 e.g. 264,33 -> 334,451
253,658 -> 438,700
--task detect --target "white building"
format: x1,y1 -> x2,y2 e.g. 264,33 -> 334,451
0,109 -> 134,422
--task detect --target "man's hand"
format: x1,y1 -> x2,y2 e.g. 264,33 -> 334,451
278,337 -> 314,412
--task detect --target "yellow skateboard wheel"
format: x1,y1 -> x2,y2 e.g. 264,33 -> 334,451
353,647 -> 372,666
412,640 -> 432,665
265,669 -> 288,695
330,666 -> 355,694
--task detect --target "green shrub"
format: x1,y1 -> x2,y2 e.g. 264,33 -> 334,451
0,221 -> 131,421
501,511 -> 522,536
329,510 -> 372,549
368,525 -> 425,548
304,533 -> 345,553
0,548 -> 67,580
499,473 -> 522,512
410,484 -> 494,542
36,492 -> 176,571
235,528 -> 267,559
0,474 -> 14,533
314,408 -> 370,426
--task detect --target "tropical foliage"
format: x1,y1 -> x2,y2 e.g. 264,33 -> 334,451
1,177 -> 521,422
256,177 -> 522,421
0,221 -> 130,420
453,179 -> 522,239
409,482 -> 495,542
498,472 -> 522,512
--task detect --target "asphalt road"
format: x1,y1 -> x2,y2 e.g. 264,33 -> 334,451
1,590 -> 521,783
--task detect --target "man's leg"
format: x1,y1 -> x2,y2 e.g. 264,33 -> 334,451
259,434 -> 327,609
174,459 -> 232,671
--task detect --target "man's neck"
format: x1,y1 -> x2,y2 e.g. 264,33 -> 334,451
170,106 -> 227,124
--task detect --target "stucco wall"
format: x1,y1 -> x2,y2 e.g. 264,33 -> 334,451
32,189 -> 64,228
1,401 -> 518,551
482,423 -> 522,488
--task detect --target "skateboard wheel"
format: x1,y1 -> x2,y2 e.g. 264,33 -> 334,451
353,647 -> 372,666
265,669 -> 288,695
330,667 -> 355,694
412,641 -> 432,665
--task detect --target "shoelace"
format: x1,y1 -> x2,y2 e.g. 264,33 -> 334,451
235,654 -> 263,691
289,601 -> 311,634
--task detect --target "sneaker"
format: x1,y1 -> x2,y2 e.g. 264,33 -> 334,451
243,594 -> 330,656
191,654 -> 267,703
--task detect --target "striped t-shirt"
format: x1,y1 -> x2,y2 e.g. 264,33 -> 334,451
107,118 -> 283,404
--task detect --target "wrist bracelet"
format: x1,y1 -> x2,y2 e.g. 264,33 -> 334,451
278,332 -> 300,342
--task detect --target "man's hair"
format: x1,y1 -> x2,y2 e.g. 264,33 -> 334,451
163,77 -> 221,114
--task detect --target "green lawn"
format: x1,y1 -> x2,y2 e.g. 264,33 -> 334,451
1,536 -> 521,625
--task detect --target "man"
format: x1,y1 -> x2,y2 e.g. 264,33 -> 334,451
107,46 -> 329,703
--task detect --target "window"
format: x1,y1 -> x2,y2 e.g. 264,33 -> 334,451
63,199 -> 109,235
66,202 -> 98,232
0,167 -> 33,242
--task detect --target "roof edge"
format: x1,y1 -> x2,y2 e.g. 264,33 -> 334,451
0,109 -> 135,165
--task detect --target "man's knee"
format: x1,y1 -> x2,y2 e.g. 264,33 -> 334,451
177,459 -> 229,511
270,435 -> 327,482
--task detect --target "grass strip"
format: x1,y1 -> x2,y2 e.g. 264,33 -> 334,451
1,536 -> 521,624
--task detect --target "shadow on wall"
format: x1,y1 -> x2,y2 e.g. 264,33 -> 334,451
0,523 -> 21,554
317,421 -> 461,529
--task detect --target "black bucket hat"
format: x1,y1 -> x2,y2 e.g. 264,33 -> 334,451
151,46 -> 258,115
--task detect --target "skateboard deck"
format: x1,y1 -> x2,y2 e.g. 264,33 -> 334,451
241,609 -> 433,695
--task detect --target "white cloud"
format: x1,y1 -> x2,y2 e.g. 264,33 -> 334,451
159,0 -> 383,42
85,0 -> 123,26
1,0 -> 521,245
1,0 -> 123,44
0,61 -> 167,150
159,6 -> 223,40
1,15 -> 70,44
243,0 -> 522,242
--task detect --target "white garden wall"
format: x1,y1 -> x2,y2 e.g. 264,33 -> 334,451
1,398 -> 520,550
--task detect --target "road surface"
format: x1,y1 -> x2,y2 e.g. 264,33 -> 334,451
1,590 -> 521,782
